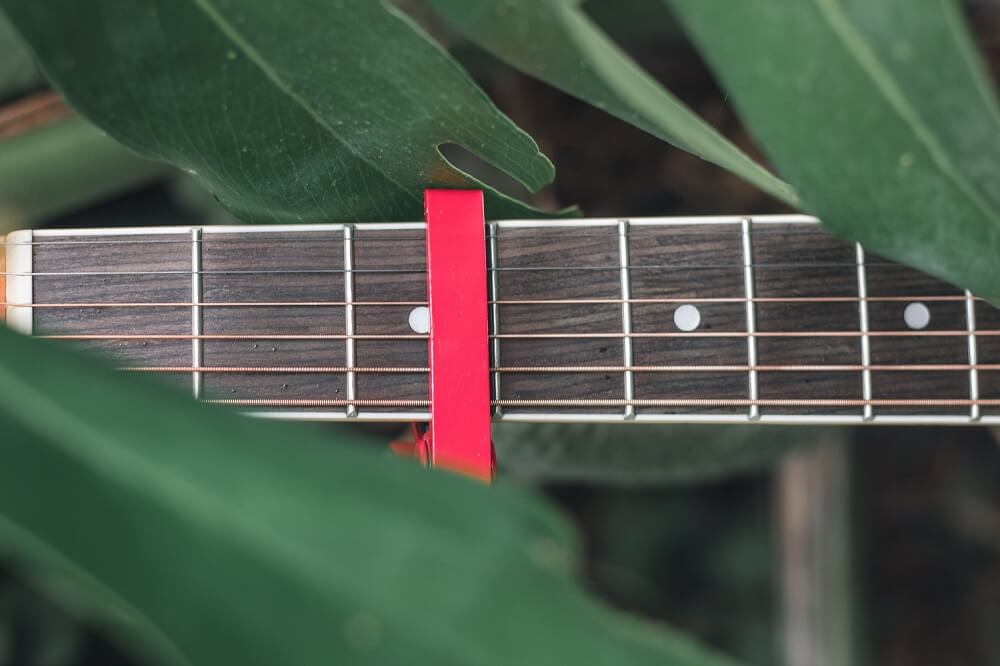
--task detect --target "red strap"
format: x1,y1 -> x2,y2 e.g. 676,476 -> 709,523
423,190 -> 493,482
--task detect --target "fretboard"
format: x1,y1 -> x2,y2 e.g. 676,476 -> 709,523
5,215 -> 999,425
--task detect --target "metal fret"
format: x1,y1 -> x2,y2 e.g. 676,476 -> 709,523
965,289 -> 980,421
618,220 -> 635,419
191,228 -> 204,399
343,225 -> 358,417
741,219 -> 759,420
487,223 -> 503,416
855,243 -> 873,420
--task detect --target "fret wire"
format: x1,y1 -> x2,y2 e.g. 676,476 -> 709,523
487,223 -> 503,416
191,228 -> 204,400
741,219 -> 760,420
618,221 -> 635,419
855,243 -> 873,420
965,289 -> 980,421
343,225 -> 357,418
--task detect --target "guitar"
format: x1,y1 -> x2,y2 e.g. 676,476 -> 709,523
4,212 -> 998,429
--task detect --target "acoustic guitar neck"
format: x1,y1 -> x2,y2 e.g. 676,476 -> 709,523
5,215 -> 999,425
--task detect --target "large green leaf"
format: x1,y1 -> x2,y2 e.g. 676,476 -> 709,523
494,423 -> 827,485
0,0 -> 556,223
427,0 -> 798,207
666,0 -> 1000,301
0,327 -> 734,666
0,10 -> 38,102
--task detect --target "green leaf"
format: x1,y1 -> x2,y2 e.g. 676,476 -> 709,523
0,327 -> 735,666
666,0 -> 1000,302
0,10 -> 38,102
0,116 -> 166,228
426,0 -> 798,206
495,423 -> 827,485
0,0 -> 556,223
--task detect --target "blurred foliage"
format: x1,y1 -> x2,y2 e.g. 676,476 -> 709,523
0,118 -> 165,228
0,327 -> 735,666
0,11 -> 37,103
495,423 -> 824,485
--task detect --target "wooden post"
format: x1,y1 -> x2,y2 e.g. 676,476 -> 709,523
777,435 -> 855,666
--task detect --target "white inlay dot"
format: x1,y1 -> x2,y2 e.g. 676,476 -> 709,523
673,304 -> 702,332
408,306 -> 430,334
903,302 -> 931,330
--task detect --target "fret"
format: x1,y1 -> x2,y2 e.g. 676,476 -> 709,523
629,222 -> 748,415
352,225 -> 427,410
496,223 -> 623,415
855,243 -> 873,420
741,219 -> 760,420
617,220 -> 635,420
974,299 -> 1000,418
865,252 -> 968,415
30,230 -> 190,393
191,228 -> 204,399
966,290 -> 980,421
751,222 -> 862,416
487,223 -> 502,416
343,225 -> 357,417
868,255 -> 969,417
201,229 -> 347,406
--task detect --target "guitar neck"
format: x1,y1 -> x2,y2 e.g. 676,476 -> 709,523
5,215 -> 999,425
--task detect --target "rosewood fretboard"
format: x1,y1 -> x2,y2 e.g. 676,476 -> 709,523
5,215 -> 1000,425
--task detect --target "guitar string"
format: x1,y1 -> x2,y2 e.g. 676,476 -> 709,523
0,262 -> 943,276
25,330 -> 1000,340
0,226 -> 874,247
199,397 -> 1000,408
1,295 -> 985,307
115,363 -> 1000,374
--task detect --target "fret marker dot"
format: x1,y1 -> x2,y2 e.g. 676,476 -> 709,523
903,302 -> 930,330
408,306 -> 430,334
673,304 -> 701,332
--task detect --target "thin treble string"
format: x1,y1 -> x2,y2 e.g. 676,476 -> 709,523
2,226 -> 841,247
29,331 -> 1000,340
0,261 -> 918,277
115,363 -> 1000,374
200,397 -> 1000,408
2,295 -> 982,307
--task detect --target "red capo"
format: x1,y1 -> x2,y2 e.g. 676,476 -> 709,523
391,190 -> 495,483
